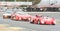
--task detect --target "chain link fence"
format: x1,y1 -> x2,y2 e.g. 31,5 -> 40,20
0,7 -> 60,12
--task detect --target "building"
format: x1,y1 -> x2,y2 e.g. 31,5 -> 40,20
0,0 -> 32,11
37,0 -> 60,11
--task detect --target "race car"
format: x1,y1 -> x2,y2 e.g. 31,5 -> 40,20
3,10 -> 13,18
30,15 -> 56,25
11,9 -> 23,20
11,12 -> 31,21
29,15 -> 41,24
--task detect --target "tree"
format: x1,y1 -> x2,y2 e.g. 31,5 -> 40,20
5,0 -> 41,5
32,0 -> 41,5
5,0 -> 14,1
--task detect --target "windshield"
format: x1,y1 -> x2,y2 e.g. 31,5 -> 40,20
14,9 -> 24,12
18,9 -> 23,12
5,10 -> 13,14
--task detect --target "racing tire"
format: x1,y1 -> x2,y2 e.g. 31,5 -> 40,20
52,24 -> 55,25
30,20 -> 34,24
52,21 -> 56,25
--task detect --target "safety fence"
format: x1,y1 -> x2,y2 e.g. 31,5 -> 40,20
26,7 -> 60,12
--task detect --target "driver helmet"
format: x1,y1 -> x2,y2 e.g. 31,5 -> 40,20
36,15 -> 38,17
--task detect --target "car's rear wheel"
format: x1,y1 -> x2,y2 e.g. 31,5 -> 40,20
30,19 -> 34,24
30,20 -> 34,24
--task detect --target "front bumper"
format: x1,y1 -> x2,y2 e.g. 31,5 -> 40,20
3,15 -> 11,19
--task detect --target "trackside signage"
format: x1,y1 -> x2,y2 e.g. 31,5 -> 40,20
0,2 -> 32,5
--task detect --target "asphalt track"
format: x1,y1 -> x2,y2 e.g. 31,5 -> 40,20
0,12 -> 60,31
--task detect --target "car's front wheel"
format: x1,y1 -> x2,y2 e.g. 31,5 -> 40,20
52,22 -> 56,25
30,19 -> 34,24
52,24 -> 55,25
52,21 -> 56,25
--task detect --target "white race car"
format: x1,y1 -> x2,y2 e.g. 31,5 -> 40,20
3,10 -> 13,18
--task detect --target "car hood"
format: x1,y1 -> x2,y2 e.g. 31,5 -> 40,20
3,13 -> 11,16
41,17 -> 53,21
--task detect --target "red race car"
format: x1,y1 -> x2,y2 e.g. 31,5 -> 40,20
11,12 -> 31,21
30,15 -> 56,25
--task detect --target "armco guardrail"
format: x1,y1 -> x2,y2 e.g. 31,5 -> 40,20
26,12 -> 60,19
1,11 -> 60,19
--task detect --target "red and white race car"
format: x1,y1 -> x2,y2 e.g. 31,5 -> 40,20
11,12 -> 31,21
30,15 -> 56,25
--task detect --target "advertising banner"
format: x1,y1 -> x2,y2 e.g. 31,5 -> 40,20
0,2 -> 32,6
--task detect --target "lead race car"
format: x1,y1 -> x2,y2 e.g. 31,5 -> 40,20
11,12 -> 31,21
30,15 -> 56,25
3,9 -> 13,19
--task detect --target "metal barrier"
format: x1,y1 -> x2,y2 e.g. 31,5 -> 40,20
26,7 -> 60,12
